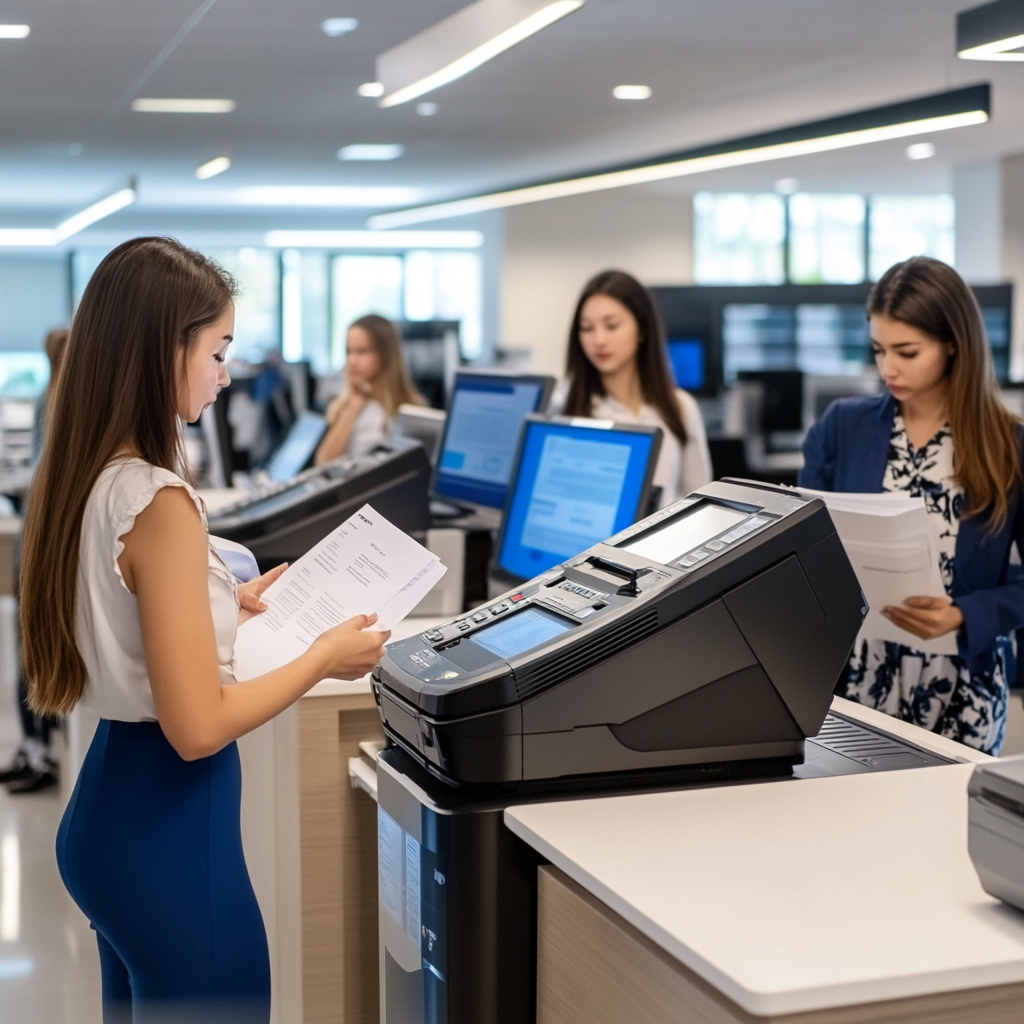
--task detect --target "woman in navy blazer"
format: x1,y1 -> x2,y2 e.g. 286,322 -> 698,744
800,257 -> 1023,754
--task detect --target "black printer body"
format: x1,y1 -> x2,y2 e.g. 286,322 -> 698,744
374,479 -> 867,786
208,436 -> 430,571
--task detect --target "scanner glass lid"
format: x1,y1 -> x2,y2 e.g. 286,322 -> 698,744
620,502 -> 748,563
470,606 -> 574,660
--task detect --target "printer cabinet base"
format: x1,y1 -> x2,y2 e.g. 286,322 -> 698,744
537,866 -> 1024,1024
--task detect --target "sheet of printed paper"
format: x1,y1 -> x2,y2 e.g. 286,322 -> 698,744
797,488 -> 956,655
234,504 -> 444,680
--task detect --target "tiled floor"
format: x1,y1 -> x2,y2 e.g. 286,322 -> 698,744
0,715 -> 102,1024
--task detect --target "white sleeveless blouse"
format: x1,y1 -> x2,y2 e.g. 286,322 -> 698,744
76,458 -> 239,721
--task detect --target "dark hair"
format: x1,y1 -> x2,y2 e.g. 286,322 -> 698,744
868,256 -> 1020,529
563,269 -> 687,445
348,314 -> 423,417
21,237 -> 236,715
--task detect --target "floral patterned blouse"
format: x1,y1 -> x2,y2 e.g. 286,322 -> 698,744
842,414 -> 1010,754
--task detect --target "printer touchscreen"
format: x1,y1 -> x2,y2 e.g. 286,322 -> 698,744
621,503 -> 747,564
472,606 -> 574,660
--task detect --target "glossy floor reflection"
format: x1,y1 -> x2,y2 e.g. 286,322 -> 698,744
0,717 -> 101,1024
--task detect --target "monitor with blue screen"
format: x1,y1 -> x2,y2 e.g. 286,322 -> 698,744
666,338 -> 706,392
432,371 -> 555,513
494,416 -> 662,584
265,411 -> 327,483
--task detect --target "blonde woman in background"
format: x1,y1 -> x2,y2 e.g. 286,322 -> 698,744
314,314 -> 425,464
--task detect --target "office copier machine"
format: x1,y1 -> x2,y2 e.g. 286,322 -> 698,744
375,479 -> 868,785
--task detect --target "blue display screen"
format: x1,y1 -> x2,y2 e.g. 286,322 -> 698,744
267,412 -> 327,482
496,421 -> 655,581
667,339 -> 705,391
472,606 -> 573,660
434,377 -> 547,509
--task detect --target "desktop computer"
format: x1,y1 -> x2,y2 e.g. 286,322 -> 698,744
491,416 -> 662,586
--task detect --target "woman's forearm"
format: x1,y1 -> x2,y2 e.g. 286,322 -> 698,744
172,646 -> 333,760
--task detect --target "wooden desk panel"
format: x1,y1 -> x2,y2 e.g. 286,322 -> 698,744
299,693 -> 384,1024
537,866 -> 1024,1024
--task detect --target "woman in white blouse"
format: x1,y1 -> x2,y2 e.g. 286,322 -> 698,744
554,270 -> 712,508
20,238 -> 388,1022
315,314 -> 424,465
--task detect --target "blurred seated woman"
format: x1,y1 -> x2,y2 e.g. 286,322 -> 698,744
554,269 -> 712,508
314,315 -> 424,465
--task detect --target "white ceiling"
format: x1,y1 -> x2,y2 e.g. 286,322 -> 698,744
0,0 -> 1022,235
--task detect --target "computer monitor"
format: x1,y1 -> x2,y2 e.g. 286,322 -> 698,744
736,369 -> 804,434
265,411 -> 327,483
666,338 -> 707,393
391,404 -> 446,466
493,416 -> 662,584
432,371 -> 555,514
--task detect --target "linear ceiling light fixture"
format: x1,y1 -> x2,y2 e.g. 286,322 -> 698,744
377,0 -> 584,108
0,182 -> 137,247
131,98 -> 236,113
0,24 -> 29,38
958,0 -> 1024,59
196,156 -> 231,179
369,84 -> 990,229
265,230 -> 484,249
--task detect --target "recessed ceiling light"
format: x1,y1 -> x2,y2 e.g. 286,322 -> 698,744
416,102 -> 438,116
0,24 -> 29,38
612,84 -> 651,100
774,177 -> 799,194
196,156 -> 232,180
906,141 -> 936,160
131,98 -> 236,114
322,17 -> 358,37
338,144 -> 404,161
265,229 -> 484,249
358,82 -> 385,98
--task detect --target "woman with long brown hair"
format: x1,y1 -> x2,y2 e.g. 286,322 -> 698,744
555,269 -> 711,507
21,237 -> 388,1021
314,313 -> 424,465
800,256 -> 1024,754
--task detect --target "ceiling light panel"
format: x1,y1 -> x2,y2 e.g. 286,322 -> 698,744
377,0 -> 584,108
0,24 -> 29,38
358,82 -> 385,97
906,142 -> 935,160
0,184 -> 137,247
235,186 -> 421,207
339,144 -> 404,161
131,98 -> 236,113
322,17 -> 358,37
197,156 -> 231,180
613,85 -> 651,100
265,230 -> 483,248
369,84 -> 989,229
958,0 -> 1024,59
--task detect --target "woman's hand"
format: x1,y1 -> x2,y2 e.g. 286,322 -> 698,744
237,563 -> 288,624
882,595 -> 963,641
308,612 -> 391,681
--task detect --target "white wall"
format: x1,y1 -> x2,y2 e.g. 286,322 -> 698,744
0,254 -> 69,350
500,188 -> 692,377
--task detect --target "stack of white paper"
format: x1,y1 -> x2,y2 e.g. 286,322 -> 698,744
797,487 -> 956,655
233,504 -> 445,681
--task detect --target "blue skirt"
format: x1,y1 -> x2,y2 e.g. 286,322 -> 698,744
57,719 -> 270,1024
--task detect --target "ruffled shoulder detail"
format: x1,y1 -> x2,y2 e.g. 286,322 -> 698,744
100,459 -> 212,594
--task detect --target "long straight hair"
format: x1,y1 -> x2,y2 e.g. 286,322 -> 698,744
349,314 -> 424,418
562,270 -> 688,445
21,237 -> 236,716
869,256 -> 1021,529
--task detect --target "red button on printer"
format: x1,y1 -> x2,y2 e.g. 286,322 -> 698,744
510,593 -> 526,603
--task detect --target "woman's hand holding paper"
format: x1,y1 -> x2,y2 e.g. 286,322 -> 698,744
882,595 -> 964,641
309,612 -> 391,680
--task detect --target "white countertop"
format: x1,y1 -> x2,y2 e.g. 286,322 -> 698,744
504,698 -> 1021,1016
303,616 -> 445,698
